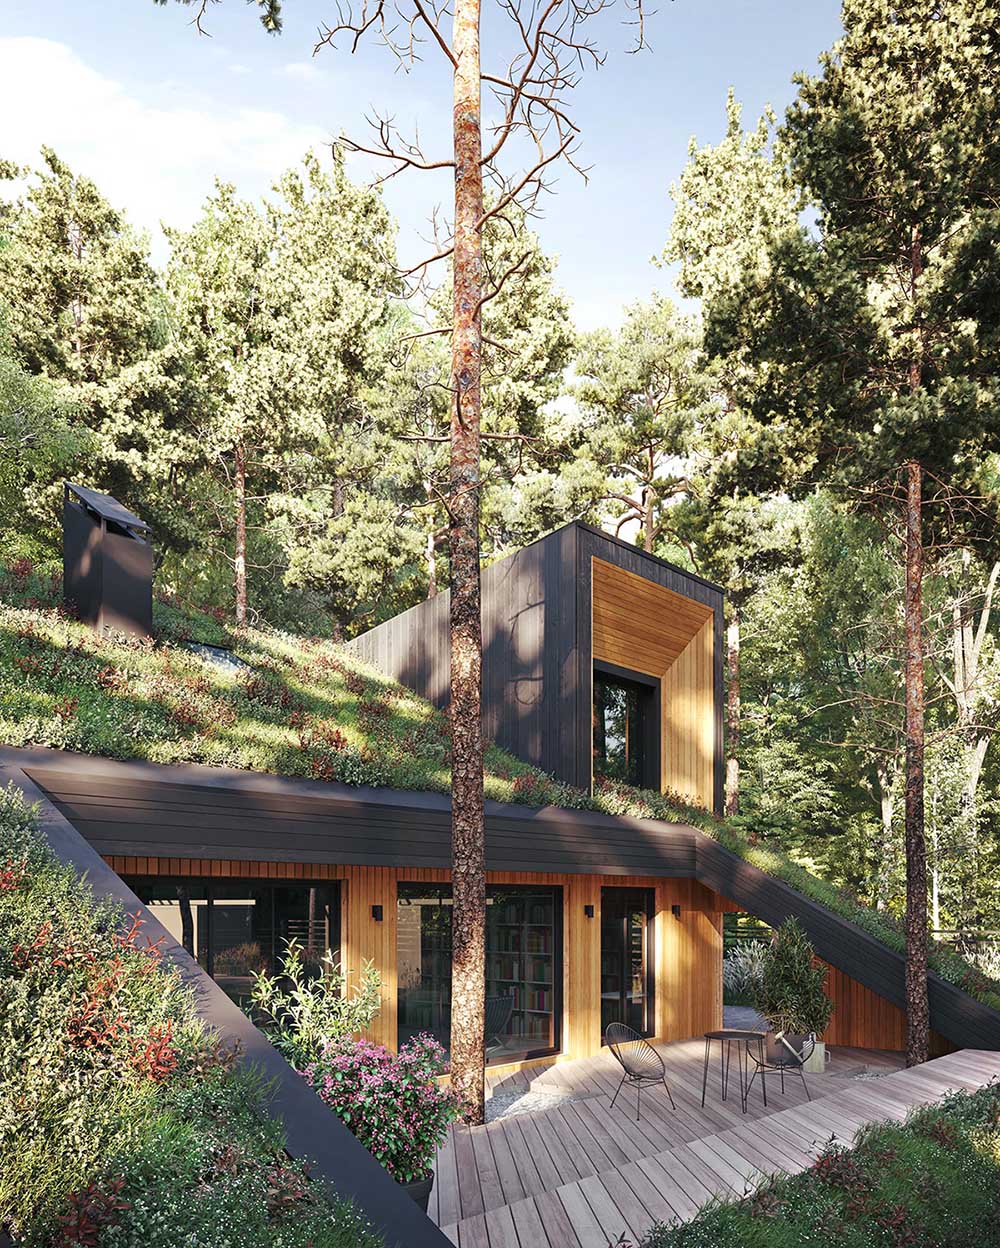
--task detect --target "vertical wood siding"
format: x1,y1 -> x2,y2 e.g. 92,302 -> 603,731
107,856 -> 727,1063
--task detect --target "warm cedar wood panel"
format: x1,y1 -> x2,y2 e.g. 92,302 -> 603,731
106,857 -> 724,1059
661,617 -> 715,811
820,959 -> 906,1050
591,557 -> 716,809
591,557 -> 714,678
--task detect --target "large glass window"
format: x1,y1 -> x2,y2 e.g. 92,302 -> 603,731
397,883 -> 562,1064
593,667 -> 658,788
128,879 -> 339,1006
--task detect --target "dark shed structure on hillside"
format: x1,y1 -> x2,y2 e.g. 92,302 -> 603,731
63,482 -> 152,638
349,522 -> 726,812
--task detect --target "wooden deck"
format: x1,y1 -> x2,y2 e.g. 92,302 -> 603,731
431,1041 -> 1000,1247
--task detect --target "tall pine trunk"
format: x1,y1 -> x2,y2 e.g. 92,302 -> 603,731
903,458 -> 929,1066
234,444 -> 248,628
448,0 -> 486,1125
725,604 -> 741,816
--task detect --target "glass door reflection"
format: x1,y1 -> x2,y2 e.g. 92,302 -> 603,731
601,887 -> 654,1037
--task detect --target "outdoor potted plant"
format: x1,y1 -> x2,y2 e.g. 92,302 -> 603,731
752,917 -> 834,1073
302,1033 -> 458,1211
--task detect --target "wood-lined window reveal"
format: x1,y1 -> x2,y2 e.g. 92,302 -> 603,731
127,877 -> 340,1006
591,556 -> 716,809
397,882 -> 563,1065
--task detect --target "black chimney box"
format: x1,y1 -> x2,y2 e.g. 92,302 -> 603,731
63,482 -> 152,638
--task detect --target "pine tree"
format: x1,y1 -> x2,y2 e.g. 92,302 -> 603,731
677,2 -> 1000,1063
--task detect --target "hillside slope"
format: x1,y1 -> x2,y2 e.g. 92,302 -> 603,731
2,558 -> 999,1013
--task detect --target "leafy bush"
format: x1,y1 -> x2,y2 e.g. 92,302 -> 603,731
639,1081 -> 1000,1248
303,1035 -> 457,1185
0,785 -> 381,1247
752,919 -> 833,1036
251,940 -> 382,1067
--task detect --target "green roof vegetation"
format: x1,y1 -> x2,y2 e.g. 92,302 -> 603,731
2,558 -> 999,1013
0,783 -> 381,1247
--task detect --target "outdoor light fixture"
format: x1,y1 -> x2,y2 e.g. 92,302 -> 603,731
671,904 -> 682,919
371,904 -> 384,922
584,904 -> 595,919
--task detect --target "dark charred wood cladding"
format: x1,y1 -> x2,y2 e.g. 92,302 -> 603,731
62,482 -> 153,638
349,522 -> 726,809
5,746 -> 999,1051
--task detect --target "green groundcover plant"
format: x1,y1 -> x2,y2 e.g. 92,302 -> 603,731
0,783 -> 382,1248
2,558 -> 999,1012
636,1081 -> 1000,1248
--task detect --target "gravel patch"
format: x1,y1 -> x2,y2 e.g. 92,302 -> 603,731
486,1088 -> 589,1122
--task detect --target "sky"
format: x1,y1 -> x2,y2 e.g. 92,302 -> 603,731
1,0 -> 842,331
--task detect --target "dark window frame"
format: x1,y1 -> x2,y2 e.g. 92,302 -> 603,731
124,876 -> 341,983
600,885 -> 657,1041
396,881 -> 565,1065
593,659 -> 661,791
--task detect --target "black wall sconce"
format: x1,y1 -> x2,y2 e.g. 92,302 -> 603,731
671,904 -> 682,919
584,904 -> 595,919
371,904 -> 384,922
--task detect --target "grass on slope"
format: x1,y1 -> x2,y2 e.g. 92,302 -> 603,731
2,558 -> 999,1011
0,783 -> 381,1248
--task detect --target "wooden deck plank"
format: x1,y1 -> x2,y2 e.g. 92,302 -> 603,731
457,1213 -> 491,1248
556,1182 -> 608,1248
577,1174 -> 640,1246
485,1121 -> 528,1208
435,1128 -> 463,1227
470,1123 -> 506,1213
634,1153 -> 711,1220
454,1126 -> 486,1220
513,1113 -> 573,1190
533,1188 -> 583,1248
616,1159 -> 685,1227
482,1203 -> 520,1248
508,1196 -> 553,1248
531,1107 -> 594,1183
685,1136 -> 753,1191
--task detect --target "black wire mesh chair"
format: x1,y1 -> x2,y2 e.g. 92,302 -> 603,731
605,1022 -> 676,1121
484,994 -> 515,1058
744,1032 -> 814,1106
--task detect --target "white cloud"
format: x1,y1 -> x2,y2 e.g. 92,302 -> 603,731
0,37 -> 329,262
282,61 -> 324,83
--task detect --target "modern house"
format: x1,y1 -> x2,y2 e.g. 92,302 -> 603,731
5,520 -> 999,1077
350,522 -> 724,809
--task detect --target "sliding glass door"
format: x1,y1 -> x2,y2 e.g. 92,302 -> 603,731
601,887 -> 655,1037
396,883 -> 563,1064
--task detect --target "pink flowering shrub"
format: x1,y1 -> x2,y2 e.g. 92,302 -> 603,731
302,1034 -> 457,1184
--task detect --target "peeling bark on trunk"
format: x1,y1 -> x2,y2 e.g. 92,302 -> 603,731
448,0 -> 486,1126
725,605 -> 741,817
234,444 -> 248,628
904,458 -> 929,1067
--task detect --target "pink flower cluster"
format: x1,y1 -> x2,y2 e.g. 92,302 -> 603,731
302,1033 -> 456,1184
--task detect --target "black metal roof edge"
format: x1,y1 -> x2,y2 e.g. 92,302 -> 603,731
0,759 -> 450,1248
572,521 -> 726,598
64,481 -> 150,531
694,832 -> 1000,1049
5,746 -> 698,839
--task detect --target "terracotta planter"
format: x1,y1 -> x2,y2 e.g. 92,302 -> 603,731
403,1171 -> 434,1213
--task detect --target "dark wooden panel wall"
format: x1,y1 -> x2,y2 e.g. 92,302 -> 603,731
348,522 -> 724,800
